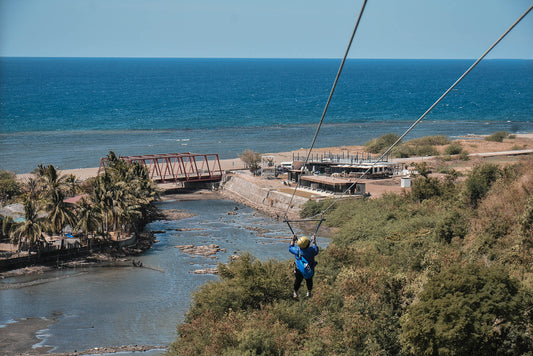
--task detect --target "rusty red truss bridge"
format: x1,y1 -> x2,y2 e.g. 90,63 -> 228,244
98,152 -> 223,183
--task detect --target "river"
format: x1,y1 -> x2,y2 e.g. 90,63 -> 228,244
0,197 -> 326,354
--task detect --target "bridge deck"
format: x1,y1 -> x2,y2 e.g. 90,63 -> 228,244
99,152 -> 223,183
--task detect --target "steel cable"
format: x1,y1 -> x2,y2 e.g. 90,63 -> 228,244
314,4 -> 533,217
284,0 -> 368,220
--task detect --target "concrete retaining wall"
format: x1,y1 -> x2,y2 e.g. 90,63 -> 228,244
0,247 -> 92,272
221,174 -> 308,218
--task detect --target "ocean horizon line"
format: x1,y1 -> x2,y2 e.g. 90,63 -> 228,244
1,56 -> 532,61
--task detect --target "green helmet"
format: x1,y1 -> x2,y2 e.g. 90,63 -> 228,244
297,236 -> 310,249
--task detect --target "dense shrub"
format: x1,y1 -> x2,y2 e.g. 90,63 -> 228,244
436,166 -> 460,178
407,135 -> 450,146
434,209 -> 468,243
485,131 -> 509,142
300,199 -> 334,219
186,253 -> 293,321
169,308 -> 301,356
364,133 -> 400,154
0,170 -> 21,203
444,142 -> 463,155
459,150 -> 470,161
411,176 -> 443,201
390,136 -> 449,158
400,264 -> 532,355
467,161 -> 533,274
463,163 -> 501,207
410,174 -> 456,202
392,144 -> 439,158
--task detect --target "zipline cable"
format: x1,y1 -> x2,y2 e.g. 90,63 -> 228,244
285,4 -> 532,225
284,0 -> 368,220
312,4 -> 533,218
285,218 -> 325,237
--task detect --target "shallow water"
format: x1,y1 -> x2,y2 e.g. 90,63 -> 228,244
0,198 -> 327,354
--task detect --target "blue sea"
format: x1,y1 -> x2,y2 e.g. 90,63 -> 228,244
1,58 -> 532,173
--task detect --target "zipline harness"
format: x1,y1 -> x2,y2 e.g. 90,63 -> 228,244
283,2 -> 533,234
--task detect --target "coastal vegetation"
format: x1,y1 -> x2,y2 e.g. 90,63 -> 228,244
0,170 -> 20,204
364,133 -> 455,159
0,152 -> 160,253
364,132 -> 400,154
168,157 -> 533,355
240,149 -> 262,174
485,131 -> 513,142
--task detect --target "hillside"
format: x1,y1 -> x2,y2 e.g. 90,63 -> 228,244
167,150 -> 533,355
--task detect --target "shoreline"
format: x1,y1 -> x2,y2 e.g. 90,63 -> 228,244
0,316 -> 164,356
13,133 -> 533,181
0,317 -> 57,355
7,133 -> 533,241
8,132 -> 533,235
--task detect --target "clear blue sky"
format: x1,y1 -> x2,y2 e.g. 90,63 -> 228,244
1,0 -> 532,59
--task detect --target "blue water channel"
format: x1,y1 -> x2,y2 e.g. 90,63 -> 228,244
0,198 -> 327,354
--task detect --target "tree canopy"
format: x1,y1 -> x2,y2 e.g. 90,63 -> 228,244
3,152 -> 160,252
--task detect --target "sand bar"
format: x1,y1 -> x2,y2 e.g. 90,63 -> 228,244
0,317 -> 56,355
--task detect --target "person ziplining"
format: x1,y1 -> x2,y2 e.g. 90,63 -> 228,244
289,234 -> 319,298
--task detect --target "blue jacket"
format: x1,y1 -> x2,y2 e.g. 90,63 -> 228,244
289,244 -> 319,269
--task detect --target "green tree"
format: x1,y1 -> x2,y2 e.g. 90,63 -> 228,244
91,152 -> 160,236
92,173 -> 115,236
64,174 -> 80,197
434,209 -> 468,243
74,197 -> 101,238
43,188 -> 76,234
10,199 -> 46,251
23,177 -> 40,200
240,150 -> 262,174
400,264 -> 532,355
36,164 -> 66,193
0,170 -> 21,203
464,163 -> 500,207
0,215 -> 15,240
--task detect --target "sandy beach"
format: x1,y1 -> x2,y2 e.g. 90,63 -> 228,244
13,133 -> 533,202
14,133 -> 533,184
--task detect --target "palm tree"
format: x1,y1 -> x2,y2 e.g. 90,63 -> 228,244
64,174 -> 80,197
10,199 -> 46,252
89,152 -> 161,238
91,173 -> 115,237
43,188 -> 76,235
23,177 -> 40,200
1,215 -> 14,240
37,164 -> 69,197
74,197 -> 101,241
